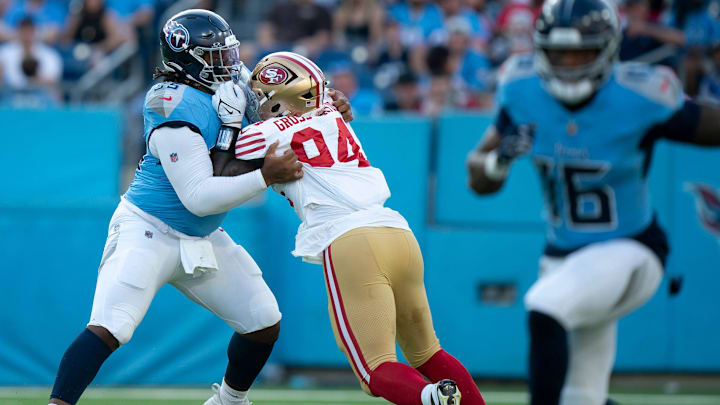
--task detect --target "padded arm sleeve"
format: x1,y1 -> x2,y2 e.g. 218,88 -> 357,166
149,126 -> 267,217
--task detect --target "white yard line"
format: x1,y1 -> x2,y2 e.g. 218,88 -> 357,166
0,387 -> 718,404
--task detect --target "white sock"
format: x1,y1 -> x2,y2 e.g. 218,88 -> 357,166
220,379 -> 249,404
421,383 -> 435,405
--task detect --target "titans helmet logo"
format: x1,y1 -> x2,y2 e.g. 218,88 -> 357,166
687,183 -> 720,238
164,20 -> 190,52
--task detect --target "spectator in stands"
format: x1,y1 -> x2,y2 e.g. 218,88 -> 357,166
384,69 -> 422,112
258,0 -> 332,57
387,0 -> 444,47
373,19 -> 411,89
438,0 -> 491,50
329,63 -> 382,116
0,0 -> 13,42
423,73 -> 454,116
105,0 -> 155,30
667,0 -> 720,48
63,0 -> 130,66
491,0 -> 540,62
332,0 -> 384,50
105,0 -> 155,79
0,16 -> 61,104
699,42 -> 720,104
445,16 -> 491,93
2,0 -> 66,43
619,0 -> 684,63
423,45 -> 470,115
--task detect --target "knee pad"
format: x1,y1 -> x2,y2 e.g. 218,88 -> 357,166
246,291 -> 282,333
99,305 -> 141,345
525,286 -> 571,329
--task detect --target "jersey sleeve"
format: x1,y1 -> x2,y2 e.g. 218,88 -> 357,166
235,127 -> 270,160
235,120 -> 291,160
144,83 -> 214,147
641,100 -> 702,146
615,63 -> 685,124
615,63 -> 695,146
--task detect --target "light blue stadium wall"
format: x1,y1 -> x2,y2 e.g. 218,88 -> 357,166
1,109 -> 719,386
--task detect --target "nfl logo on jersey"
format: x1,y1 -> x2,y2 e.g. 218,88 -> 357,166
170,153 -> 178,162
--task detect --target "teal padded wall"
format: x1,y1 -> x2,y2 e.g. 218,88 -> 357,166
1,109 -> 718,386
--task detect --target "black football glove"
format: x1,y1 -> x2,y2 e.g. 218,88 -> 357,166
497,123 -> 535,165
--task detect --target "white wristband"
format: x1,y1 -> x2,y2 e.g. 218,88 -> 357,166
483,150 -> 510,181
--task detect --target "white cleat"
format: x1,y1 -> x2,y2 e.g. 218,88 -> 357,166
202,383 -> 251,405
203,383 -> 223,405
431,379 -> 461,405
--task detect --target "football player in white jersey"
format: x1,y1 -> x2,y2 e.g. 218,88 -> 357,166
214,52 -> 487,405
48,11 -> 353,405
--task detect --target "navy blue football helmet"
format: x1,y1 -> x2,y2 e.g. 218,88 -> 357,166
534,0 -> 621,104
159,9 -> 244,91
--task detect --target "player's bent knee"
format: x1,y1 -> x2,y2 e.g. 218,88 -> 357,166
241,321 -> 280,343
87,325 -> 120,351
360,381 -> 374,396
524,286 -> 571,328
248,293 -> 282,332
89,309 -> 140,347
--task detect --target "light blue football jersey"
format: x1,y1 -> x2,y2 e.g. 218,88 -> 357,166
496,55 -> 685,254
124,82 -> 224,237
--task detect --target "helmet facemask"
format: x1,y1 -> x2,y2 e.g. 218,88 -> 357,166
534,6 -> 620,105
190,37 -> 244,90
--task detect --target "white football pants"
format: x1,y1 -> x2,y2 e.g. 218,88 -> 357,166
88,199 -> 281,345
524,238 -> 663,405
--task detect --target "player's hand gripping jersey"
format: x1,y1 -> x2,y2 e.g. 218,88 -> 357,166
235,103 -> 409,263
496,54 -> 695,262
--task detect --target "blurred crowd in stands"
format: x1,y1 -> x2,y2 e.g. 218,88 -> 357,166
2,0 -> 720,114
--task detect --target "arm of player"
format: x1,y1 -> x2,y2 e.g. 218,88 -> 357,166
643,100 -> 720,147
150,125 -> 267,217
467,108 -> 534,195
214,135 -> 303,184
467,126 -> 505,195
693,103 -> 720,146
235,127 -> 303,184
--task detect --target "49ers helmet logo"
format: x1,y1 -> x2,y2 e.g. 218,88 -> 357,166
259,66 -> 289,85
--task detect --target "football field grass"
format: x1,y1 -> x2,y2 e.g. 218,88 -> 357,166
2,387 -> 720,405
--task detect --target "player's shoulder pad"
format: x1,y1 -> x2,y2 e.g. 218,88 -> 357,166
145,82 -> 211,120
497,53 -> 536,87
614,62 -> 683,109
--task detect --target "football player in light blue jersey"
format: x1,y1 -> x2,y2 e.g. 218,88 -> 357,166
468,1 -> 720,404
48,9 -> 353,405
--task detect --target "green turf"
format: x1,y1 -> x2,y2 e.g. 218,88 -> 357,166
3,387 -> 720,405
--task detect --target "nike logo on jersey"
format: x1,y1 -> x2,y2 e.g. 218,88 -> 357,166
159,96 -> 172,101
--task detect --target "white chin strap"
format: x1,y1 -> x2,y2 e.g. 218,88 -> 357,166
546,78 -> 594,105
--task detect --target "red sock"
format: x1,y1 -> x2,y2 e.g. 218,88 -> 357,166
416,350 -> 486,405
369,361 -> 429,405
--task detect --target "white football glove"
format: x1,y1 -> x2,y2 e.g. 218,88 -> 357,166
212,81 -> 246,128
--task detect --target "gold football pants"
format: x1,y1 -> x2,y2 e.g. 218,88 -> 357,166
322,227 -> 442,391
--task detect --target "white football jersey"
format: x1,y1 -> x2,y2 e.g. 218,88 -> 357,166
235,104 -> 409,263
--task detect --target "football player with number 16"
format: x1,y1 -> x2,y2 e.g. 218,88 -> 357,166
468,1 -> 720,404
